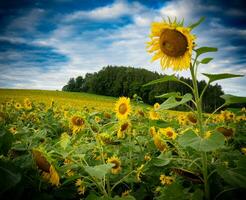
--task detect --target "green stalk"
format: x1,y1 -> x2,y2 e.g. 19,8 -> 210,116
190,59 -> 209,200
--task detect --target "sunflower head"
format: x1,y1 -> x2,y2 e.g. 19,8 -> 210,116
15,102 -> 22,110
115,97 -> 131,120
107,156 -> 121,174
147,18 -> 196,71
70,115 -> 85,134
159,127 -> 177,140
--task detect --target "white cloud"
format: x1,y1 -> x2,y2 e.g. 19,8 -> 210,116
6,8 -> 45,33
65,0 -> 144,21
1,0 -> 245,96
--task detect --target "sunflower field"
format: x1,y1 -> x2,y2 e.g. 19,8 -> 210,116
1,17 -> 246,200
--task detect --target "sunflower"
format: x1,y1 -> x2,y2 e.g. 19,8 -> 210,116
115,97 -> 131,120
117,120 -> 131,139
149,126 -> 157,137
147,19 -> 196,71
149,110 -> 160,120
24,98 -> 32,110
33,150 -> 60,187
107,156 -> 122,174
70,115 -> 85,134
15,102 -> 22,110
159,127 -> 177,140
153,134 -> 167,152
9,127 -> 17,134
160,174 -> 174,185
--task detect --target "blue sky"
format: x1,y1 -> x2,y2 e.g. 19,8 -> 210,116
0,0 -> 245,95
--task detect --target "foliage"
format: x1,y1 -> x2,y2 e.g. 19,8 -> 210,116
62,66 -> 225,112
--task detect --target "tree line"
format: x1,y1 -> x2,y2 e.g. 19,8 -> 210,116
62,66 -> 225,112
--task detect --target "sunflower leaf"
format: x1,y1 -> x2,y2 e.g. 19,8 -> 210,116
156,92 -> 182,99
189,17 -> 205,30
142,75 -> 179,87
177,129 -> 225,152
195,47 -> 218,57
84,164 -> 114,179
200,57 -> 213,64
202,73 -> 243,83
221,94 -> 246,105
159,93 -> 193,110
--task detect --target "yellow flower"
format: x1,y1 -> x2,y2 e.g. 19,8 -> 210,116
149,110 -> 160,120
153,134 -> 167,152
147,18 -> 196,71
149,126 -> 157,137
154,103 -> 160,110
95,116 -> 101,123
160,174 -> 174,185
70,115 -> 85,134
144,154 -> 151,161
241,148 -> 246,155
14,102 -> 22,110
9,127 -> 17,134
75,179 -> 86,195
178,114 -> 187,125
107,156 -> 121,174
241,107 -> 246,113
117,120 -> 131,139
115,97 -> 131,120
159,127 -> 177,140
66,169 -> 74,177
24,98 -> 32,110
49,165 -> 60,186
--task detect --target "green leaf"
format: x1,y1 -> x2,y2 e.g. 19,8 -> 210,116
195,47 -> 217,57
200,57 -> 213,64
221,94 -> 246,105
156,92 -> 182,99
202,73 -> 243,83
159,93 -> 193,110
142,74 -> 178,87
217,165 -> 246,188
177,129 -> 225,152
84,163 -> 114,179
152,152 -> 171,167
189,17 -> 205,30
0,127 -> 13,155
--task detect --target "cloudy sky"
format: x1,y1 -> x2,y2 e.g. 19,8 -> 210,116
0,0 -> 245,95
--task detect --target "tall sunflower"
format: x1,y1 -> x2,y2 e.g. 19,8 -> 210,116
115,97 -> 131,120
147,19 -> 196,71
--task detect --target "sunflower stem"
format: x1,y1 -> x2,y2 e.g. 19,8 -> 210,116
190,59 -> 209,200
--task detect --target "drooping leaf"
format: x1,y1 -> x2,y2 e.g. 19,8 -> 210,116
142,74 -> 178,87
189,17 -> 205,30
221,94 -> 246,105
195,47 -> 217,57
202,73 -> 243,83
152,151 -> 171,167
177,129 -> 225,152
200,57 -> 213,64
84,163 -> 114,179
159,93 -> 193,110
156,92 -> 182,99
